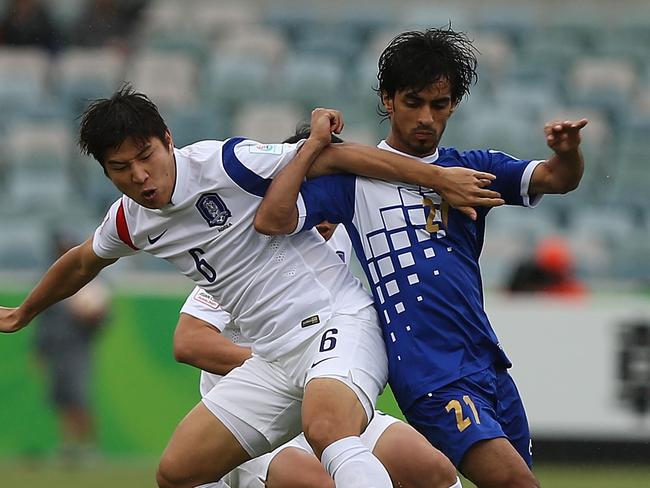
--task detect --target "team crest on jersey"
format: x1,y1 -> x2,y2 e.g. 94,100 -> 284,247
196,193 -> 232,228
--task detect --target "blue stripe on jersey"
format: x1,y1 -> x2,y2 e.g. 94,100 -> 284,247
222,137 -> 272,197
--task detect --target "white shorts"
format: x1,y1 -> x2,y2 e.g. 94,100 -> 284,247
224,411 -> 401,488
202,305 -> 388,458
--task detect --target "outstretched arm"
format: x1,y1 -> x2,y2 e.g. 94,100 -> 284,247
529,118 -> 588,195
256,108 -> 505,234
0,238 -> 116,333
173,313 -> 252,375
309,143 -> 503,219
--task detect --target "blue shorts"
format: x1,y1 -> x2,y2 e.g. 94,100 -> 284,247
404,366 -> 532,468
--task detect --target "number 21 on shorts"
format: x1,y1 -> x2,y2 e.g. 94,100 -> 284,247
445,395 -> 481,432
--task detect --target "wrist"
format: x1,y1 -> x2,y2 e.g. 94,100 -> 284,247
553,147 -> 580,160
303,136 -> 329,155
429,165 -> 448,193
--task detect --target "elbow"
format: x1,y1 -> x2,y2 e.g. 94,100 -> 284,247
253,212 -> 294,236
557,178 -> 581,194
172,332 -> 194,365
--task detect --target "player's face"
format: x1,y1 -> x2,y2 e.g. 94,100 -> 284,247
383,79 -> 455,157
315,221 -> 338,241
103,133 -> 176,209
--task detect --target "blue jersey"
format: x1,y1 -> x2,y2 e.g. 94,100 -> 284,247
297,141 -> 543,409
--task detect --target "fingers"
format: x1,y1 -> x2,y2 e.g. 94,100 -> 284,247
544,118 -> 589,135
476,188 -> 503,200
477,178 -> 494,187
475,197 -> 505,207
474,171 -> 496,181
312,108 -> 344,135
457,206 -> 478,221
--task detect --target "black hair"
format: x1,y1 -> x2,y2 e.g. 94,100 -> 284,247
78,84 -> 169,170
282,122 -> 344,144
375,27 -> 478,119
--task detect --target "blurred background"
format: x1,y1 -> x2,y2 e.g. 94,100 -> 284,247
0,0 -> 649,486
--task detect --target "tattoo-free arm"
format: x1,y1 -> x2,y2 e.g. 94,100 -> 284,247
255,141 -> 505,235
173,313 -> 252,375
0,238 -> 116,333
529,119 -> 588,195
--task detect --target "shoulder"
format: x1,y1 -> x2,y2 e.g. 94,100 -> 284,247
177,140 -> 225,164
438,146 -> 487,165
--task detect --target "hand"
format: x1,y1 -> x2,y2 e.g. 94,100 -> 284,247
434,167 -> 505,220
309,108 -> 344,148
544,118 -> 588,155
0,306 -> 28,333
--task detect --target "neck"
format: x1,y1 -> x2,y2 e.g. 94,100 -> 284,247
385,133 -> 437,159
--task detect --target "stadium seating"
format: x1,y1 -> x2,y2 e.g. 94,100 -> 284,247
52,47 -> 127,115
0,0 -> 648,285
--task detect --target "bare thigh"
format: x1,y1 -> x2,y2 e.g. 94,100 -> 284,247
460,438 -> 539,488
157,402 -> 251,488
302,377 -> 368,458
373,422 -> 457,488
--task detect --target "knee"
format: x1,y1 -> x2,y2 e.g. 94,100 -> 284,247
509,471 -> 540,488
316,476 -> 336,488
408,451 -> 458,488
299,473 -> 335,488
303,416 -> 342,455
156,455 -> 191,488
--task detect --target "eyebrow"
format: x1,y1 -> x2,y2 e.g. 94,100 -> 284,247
106,144 -> 152,166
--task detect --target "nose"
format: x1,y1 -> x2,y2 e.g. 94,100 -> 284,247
417,106 -> 434,126
131,162 -> 149,184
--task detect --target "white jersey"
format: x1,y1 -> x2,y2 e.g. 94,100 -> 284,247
93,139 -> 372,360
179,226 -> 355,396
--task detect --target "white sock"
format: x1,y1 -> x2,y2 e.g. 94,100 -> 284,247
449,476 -> 462,488
321,436 -> 392,488
194,480 -> 229,488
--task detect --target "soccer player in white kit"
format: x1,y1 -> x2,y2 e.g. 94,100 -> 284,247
176,222 -> 460,488
0,86 -> 502,488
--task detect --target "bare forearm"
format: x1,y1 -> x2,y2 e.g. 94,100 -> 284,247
20,244 -> 112,325
532,149 -> 584,195
532,118 -> 588,195
178,341 -> 251,375
308,143 -> 445,188
174,315 -> 252,375
548,149 -> 584,192
255,137 -> 327,234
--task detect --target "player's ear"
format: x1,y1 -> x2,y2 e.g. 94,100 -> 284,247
449,103 -> 458,116
381,91 -> 394,115
164,131 -> 174,150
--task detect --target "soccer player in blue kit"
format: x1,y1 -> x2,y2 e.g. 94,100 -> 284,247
255,28 -> 588,488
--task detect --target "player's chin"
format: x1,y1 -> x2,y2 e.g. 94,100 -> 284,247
410,140 -> 437,155
136,195 -> 164,209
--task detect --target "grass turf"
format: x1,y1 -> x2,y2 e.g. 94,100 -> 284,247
2,459 -> 650,487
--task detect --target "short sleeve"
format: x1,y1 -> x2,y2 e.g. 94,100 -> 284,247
460,149 -> 543,207
222,138 -> 305,197
180,286 -> 231,332
92,199 -> 139,259
296,174 -> 357,233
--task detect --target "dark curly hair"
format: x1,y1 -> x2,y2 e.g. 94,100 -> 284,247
375,27 -> 478,119
79,84 -> 169,171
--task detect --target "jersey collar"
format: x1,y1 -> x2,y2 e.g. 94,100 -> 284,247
377,140 -> 439,164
